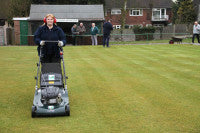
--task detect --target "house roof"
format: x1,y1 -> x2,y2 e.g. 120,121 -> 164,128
105,0 -> 173,9
29,4 -> 105,21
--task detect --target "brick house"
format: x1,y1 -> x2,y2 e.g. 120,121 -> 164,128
105,0 -> 173,29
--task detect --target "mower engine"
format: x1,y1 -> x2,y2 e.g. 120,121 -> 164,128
41,86 -> 62,105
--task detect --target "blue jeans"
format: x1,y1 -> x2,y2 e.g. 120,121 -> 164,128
103,34 -> 110,47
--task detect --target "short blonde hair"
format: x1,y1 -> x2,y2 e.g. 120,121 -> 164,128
45,14 -> 56,19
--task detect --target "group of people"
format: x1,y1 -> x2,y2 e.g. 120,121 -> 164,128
34,13 -> 200,64
34,13 -> 113,63
71,23 -> 86,46
192,21 -> 200,43
71,20 -> 113,47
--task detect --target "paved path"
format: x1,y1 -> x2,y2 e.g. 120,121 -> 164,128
112,43 -> 200,46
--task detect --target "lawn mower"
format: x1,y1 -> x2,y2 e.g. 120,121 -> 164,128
32,41 -> 70,117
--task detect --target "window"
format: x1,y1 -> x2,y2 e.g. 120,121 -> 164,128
152,8 -> 167,20
130,9 -> 143,16
113,25 -> 121,29
111,9 -> 121,15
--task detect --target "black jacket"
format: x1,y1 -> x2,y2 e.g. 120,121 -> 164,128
103,22 -> 113,35
34,24 -> 66,57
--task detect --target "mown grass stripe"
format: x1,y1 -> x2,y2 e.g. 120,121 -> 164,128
93,45 -> 200,132
0,45 -> 200,132
88,46 -> 184,131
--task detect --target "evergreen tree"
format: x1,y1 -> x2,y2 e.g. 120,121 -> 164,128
0,0 -> 11,19
178,0 -> 196,25
120,0 -> 127,30
172,0 -> 196,24
8,0 -> 31,25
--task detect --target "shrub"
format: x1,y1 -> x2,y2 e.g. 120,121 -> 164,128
133,25 -> 156,41
125,24 -> 130,29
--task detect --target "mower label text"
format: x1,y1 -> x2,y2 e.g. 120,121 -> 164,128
48,75 -> 55,80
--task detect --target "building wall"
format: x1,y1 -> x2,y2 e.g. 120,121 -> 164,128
105,9 -> 121,25
14,20 -> 20,44
167,8 -> 172,23
0,26 -> 4,45
126,9 -> 152,26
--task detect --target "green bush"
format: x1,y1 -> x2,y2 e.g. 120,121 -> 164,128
133,25 -> 156,41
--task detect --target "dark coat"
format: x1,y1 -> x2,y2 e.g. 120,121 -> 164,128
103,22 -> 113,36
34,24 -> 66,57
71,27 -> 79,36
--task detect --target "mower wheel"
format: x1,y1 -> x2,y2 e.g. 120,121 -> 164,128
65,105 -> 70,116
32,106 -> 36,118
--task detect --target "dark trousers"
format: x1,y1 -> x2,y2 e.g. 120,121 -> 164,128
78,36 -> 84,45
192,34 -> 200,43
103,35 -> 110,47
72,36 -> 77,45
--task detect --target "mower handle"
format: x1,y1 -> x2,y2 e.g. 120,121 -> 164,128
43,40 -> 59,43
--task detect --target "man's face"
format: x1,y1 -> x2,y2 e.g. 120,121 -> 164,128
195,22 -> 198,25
80,23 -> 83,27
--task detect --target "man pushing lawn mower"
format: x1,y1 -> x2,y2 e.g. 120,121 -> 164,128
32,14 -> 70,117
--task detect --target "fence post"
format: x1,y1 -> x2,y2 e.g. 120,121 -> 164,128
173,24 -> 175,37
147,33 -> 148,41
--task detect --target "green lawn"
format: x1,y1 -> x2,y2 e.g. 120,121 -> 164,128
0,44 -> 200,132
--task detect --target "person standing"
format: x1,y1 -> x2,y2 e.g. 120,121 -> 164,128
192,21 -> 200,44
103,19 -> 113,47
77,23 -> 86,45
90,23 -> 99,46
34,14 -> 66,63
71,24 -> 79,46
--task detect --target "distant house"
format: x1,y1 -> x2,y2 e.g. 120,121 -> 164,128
105,0 -> 173,28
